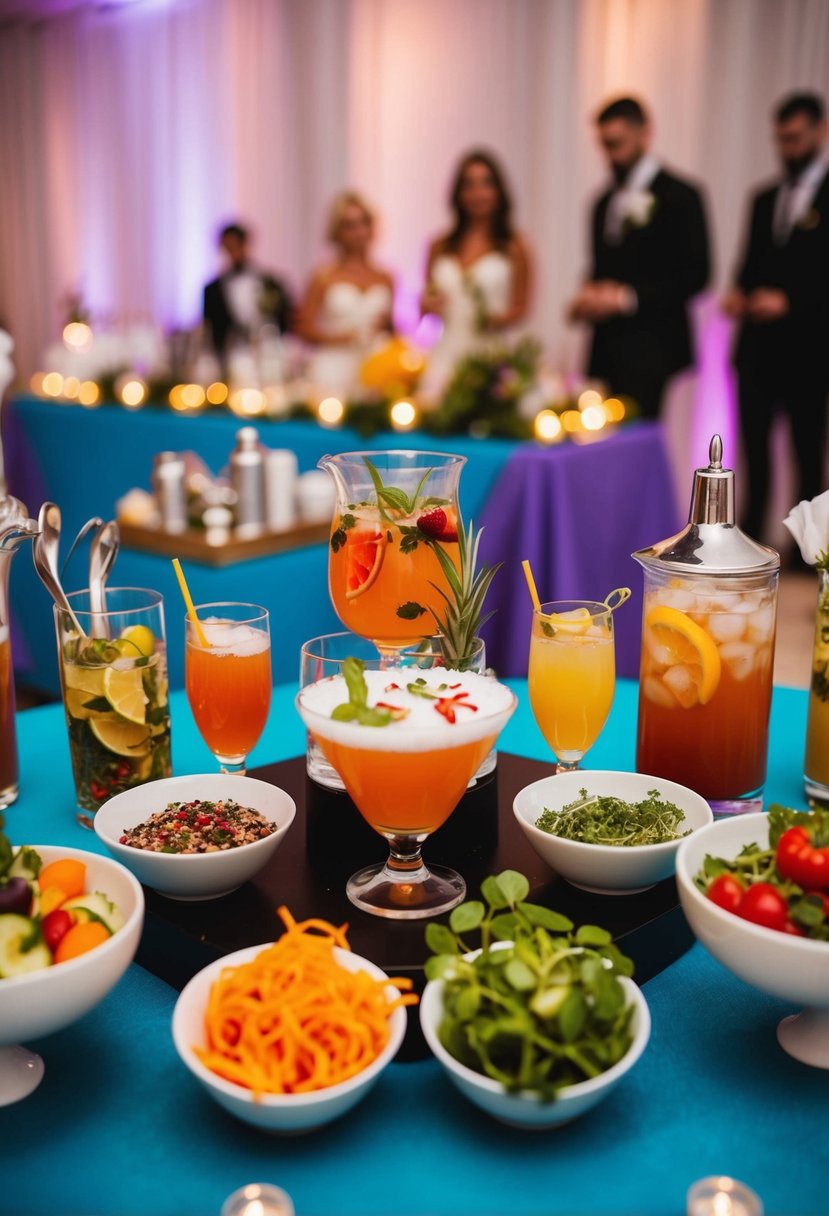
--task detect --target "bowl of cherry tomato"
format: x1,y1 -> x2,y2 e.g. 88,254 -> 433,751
675,807 -> 829,1069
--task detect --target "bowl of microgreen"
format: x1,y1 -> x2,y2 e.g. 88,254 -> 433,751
676,808 -> 829,1069
419,870 -> 650,1128
94,774 -> 296,900
513,771 -> 713,894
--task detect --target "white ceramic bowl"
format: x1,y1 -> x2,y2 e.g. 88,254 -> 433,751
676,812 -> 829,1068
513,770 -> 713,894
94,774 -> 296,901
172,943 -> 407,1132
0,845 -> 144,1103
420,958 -> 650,1129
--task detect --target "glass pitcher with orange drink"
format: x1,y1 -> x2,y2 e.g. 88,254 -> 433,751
633,436 -> 779,814
318,451 -> 464,660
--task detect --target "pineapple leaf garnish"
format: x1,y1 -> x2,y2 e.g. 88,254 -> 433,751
363,458 -> 434,521
428,520 -> 502,671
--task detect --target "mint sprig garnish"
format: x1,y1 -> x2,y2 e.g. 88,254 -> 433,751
330,657 -> 392,727
363,457 -> 433,521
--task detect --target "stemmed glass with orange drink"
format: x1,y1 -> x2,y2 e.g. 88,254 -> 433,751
319,451 -> 465,663
184,602 -> 271,774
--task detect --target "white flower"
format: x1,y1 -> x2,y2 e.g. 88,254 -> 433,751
783,489 -> 829,565
622,191 -> 656,228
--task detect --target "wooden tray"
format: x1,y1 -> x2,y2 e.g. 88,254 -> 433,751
136,753 -> 694,1060
118,520 -> 329,566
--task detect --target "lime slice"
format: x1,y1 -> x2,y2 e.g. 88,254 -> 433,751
90,717 -> 151,757
103,665 -> 148,725
119,625 -> 155,657
65,688 -> 107,721
63,662 -> 106,697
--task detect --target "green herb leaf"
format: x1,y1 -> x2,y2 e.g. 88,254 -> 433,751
518,903 -> 574,933
343,657 -> 368,707
449,900 -> 485,934
330,528 -> 346,553
480,874 -> 512,910
505,958 -> 537,992
426,922 -> 458,954
496,870 -> 530,905
396,601 -> 427,620
535,788 -> 689,847
575,925 -> 612,948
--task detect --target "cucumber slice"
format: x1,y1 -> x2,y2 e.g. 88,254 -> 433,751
61,892 -> 123,935
0,914 -> 52,977
9,846 -> 43,883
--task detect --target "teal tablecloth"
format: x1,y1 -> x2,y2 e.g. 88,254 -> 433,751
1,679 -> 822,1216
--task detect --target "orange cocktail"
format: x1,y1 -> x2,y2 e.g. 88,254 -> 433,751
297,664 -> 516,918
636,585 -> 776,800
328,506 -> 460,648
186,605 -> 271,772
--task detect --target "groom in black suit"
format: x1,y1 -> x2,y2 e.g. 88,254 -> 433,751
569,97 -> 710,418
203,223 -> 293,362
724,92 -> 829,542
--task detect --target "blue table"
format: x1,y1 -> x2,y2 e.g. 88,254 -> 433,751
2,679 -> 822,1216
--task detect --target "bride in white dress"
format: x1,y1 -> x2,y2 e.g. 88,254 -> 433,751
296,192 -> 394,399
419,150 -> 532,402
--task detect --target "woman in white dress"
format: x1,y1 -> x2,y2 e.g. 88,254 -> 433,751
296,192 -> 394,400
420,150 -> 532,402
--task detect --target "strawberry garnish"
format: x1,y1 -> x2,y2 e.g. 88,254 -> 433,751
416,508 -> 458,542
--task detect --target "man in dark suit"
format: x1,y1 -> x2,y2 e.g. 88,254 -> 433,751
569,97 -> 710,419
724,92 -> 829,542
203,222 -> 292,362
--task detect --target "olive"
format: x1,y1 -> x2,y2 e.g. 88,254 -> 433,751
0,877 -> 32,916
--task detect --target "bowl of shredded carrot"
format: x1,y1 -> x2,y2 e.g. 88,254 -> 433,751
171,906 -> 416,1132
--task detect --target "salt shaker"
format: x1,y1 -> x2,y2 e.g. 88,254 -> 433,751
152,451 -> 187,534
230,426 -> 266,537
264,448 -> 298,532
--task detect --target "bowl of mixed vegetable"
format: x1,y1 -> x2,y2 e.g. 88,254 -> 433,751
676,806 -> 829,1068
94,773 -> 296,901
419,870 -> 650,1128
0,827 -> 143,1103
513,771 -> 713,894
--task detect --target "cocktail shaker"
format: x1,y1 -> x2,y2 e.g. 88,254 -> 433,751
632,435 -> 779,814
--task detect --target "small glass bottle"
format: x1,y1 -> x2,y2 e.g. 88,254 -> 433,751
632,436 -> 780,814
230,426 -> 266,537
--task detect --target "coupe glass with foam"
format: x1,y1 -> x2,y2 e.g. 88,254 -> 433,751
297,666 -> 516,919
318,450 -> 465,662
633,436 -> 779,814
185,602 -> 271,774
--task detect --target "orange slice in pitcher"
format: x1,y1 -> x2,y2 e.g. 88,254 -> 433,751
345,530 -> 386,600
645,605 -> 721,705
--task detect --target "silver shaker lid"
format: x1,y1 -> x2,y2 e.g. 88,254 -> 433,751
632,435 -> 780,575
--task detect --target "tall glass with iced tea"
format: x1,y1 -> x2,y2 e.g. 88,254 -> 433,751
633,436 -> 780,814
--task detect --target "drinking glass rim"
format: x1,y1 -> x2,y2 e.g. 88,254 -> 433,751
296,684 -> 517,739
300,631 -> 484,661
187,601 -> 269,626
535,600 -> 611,619
319,449 -> 467,466
61,586 -> 163,619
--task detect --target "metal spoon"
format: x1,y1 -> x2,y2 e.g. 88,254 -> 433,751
60,515 -> 103,583
32,502 -> 86,636
88,520 -> 120,638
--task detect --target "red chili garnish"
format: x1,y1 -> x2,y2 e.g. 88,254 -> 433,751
177,809 -> 189,821
91,780 -> 109,801
449,682 -> 462,689
119,835 -> 127,844
433,692 -> 478,724
116,761 -> 131,779
196,814 -> 212,826
384,682 -> 400,692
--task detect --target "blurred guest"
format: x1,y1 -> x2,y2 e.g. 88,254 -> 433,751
203,222 -> 292,361
723,91 -> 829,542
419,150 -> 531,401
568,97 -> 710,418
295,191 -> 394,399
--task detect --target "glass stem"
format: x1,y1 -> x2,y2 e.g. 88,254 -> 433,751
218,758 -> 247,776
555,759 -> 581,775
385,834 -> 425,874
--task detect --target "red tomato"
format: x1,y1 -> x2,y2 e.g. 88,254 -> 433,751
41,908 -> 73,953
736,883 -> 789,932
782,918 -> 805,937
707,874 -> 745,913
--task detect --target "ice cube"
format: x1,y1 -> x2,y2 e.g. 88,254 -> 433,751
644,628 -> 674,670
662,664 -> 701,708
747,604 -> 775,644
642,675 -> 678,708
657,588 -> 697,612
719,640 -> 756,680
707,612 -> 748,644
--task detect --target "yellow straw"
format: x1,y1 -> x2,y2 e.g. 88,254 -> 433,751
171,558 -> 210,648
521,559 -> 542,612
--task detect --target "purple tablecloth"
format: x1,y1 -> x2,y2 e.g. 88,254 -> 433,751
478,422 -> 681,678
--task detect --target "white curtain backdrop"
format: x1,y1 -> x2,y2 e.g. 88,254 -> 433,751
1,0 -> 828,527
